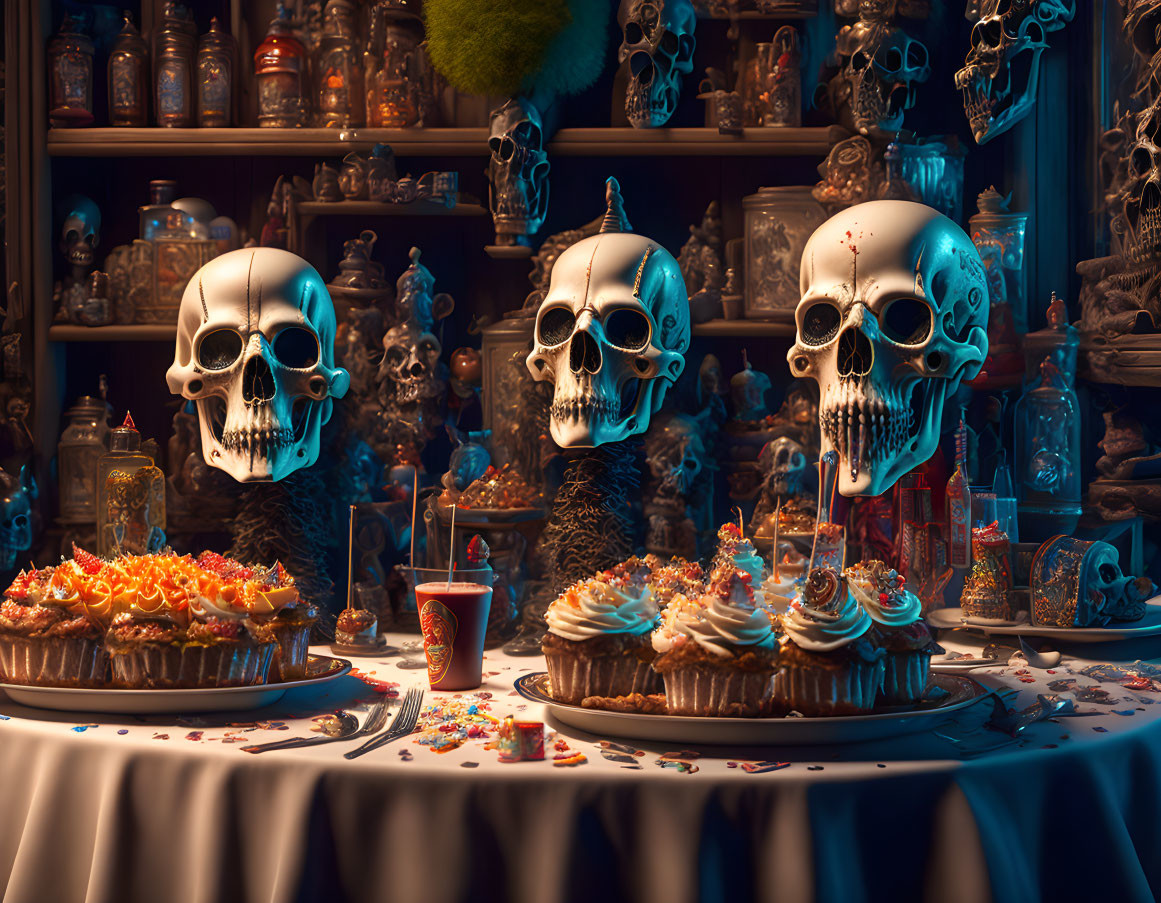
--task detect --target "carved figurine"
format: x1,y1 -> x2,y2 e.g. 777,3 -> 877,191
677,201 -> 724,323
643,411 -> 712,560
55,195 -> 101,324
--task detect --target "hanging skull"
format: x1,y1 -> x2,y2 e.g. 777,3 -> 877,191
618,0 -> 697,129
840,22 -> 930,136
487,98 -> 550,244
1123,96 -> 1161,264
788,200 -> 989,497
166,248 -> 351,482
955,0 -> 1075,144
59,195 -> 101,271
527,178 -> 690,448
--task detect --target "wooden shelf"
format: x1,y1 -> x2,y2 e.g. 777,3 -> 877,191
296,201 -> 487,217
691,319 -> 796,337
49,325 -> 175,342
1080,333 -> 1161,387
47,126 -> 843,158
698,8 -> 816,19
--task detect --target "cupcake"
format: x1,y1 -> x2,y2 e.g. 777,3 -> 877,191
0,558 -> 108,687
760,567 -> 802,615
845,560 -> 942,705
711,522 -> 767,584
336,608 -> 379,646
541,560 -> 660,704
650,562 -> 779,717
644,555 -> 704,608
772,566 -> 884,715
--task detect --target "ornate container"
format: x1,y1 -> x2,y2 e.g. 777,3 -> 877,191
759,27 -> 801,128
108,15 -> 148,127
47,15 -> 94,128
898,140 -> 967,223
969,186 -> 1029,337
57,396 -> 109,522
196,18 -> 236,128
254,5 -> 308,128
96,416 -> 166,557
315,0 -> 364,127
154,4 -> 196,127
742,186 -> 826,318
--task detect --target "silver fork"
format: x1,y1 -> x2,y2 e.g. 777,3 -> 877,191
241,695 -> 392,754
343,687 -> 425,760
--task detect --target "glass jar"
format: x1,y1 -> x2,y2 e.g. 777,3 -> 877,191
154,4 -> 196,127
138,180 -> 179,239
96,415 -> 166,556
254,4 -> 308,128
108,15 -> 149,127
742,186 -> 826,317
47,15 -> 94,128
57,396 -> 109,522
315,0 -> 364,127
366,5 -> 425,129
970,186 -> 1029,331
197,18 -> 236,127
759,27 -> 801,128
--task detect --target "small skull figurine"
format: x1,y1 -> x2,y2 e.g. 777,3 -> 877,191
955,0 -> 1075,144
836,19 -> 930,136
527,178 -> 690,448
788,200 -> 989,497
618,0 -> 697,129
0,466 -> 33,571
763,436 -> 808,499
166,248 -> 351,482
487,98 -> 550,245
60,195 -> 101,274
645,412 -> 706,499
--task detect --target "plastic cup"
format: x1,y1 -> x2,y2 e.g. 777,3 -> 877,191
414,579 -> 493,690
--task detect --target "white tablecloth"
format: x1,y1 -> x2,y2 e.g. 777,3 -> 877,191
3,631 -> 1161,903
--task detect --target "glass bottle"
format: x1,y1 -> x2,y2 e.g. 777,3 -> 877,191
945,419 -> 971,569
197,18 -> 236,128
876,142 -> 920,202
96,414 -> 166,557
108,15 -> 149,127
47,15 -> 94,128
57,396 -> 109,522
154,3 -> 196,127
139,180 -> 179,239
255,4 -> 308,128
366,6 -> 424,128
315,0 -> 364,127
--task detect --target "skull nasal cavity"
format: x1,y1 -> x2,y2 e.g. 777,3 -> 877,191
569,331 -> 602,374
837,327 -> 874,377
243,356 -> 277,403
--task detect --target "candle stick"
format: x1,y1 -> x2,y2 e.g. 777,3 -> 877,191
345,504 -> 355,611
409,468 -> 418,568
445,503 -> 457,589
809,450 -> 837,573
771,501 -> 781,582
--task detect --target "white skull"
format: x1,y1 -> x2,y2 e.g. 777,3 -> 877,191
618,0 -> 697,129
166,248 -> 351,482
526,198 -> 689,447
788,200 -> 989,497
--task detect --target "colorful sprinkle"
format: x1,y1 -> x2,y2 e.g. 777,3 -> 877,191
71,724 -> 98,732
398,749 -> 413,761
117,729 -> 129,735
552,751 -> 587,767
739,761 -> 791,774
1093,726 -> 1108,732
152,733 -> 169,740
185,730 -> 204,741
460,761 -> 479,768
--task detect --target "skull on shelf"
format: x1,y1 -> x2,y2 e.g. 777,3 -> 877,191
788,200 -> 989,497
59,195 -> 101,272
487,98 -> 550,244
841,23 -> 930,136
762,435 -> 809,499
645,411 -> 706,499
618,0 -> 697,128
166,248 -> 351,482
955,0 -> 1075,144
379,320 -> 444,422
526,178 -> 690,448
0,466 -> 33,572
1124,96 -> 1161,264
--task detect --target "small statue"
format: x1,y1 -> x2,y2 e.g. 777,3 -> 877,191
312,162 -> 342,202
55,195 -> 101,324
677,201 -> 724,323
643,411 -> 712,560
730,352 -> 771,422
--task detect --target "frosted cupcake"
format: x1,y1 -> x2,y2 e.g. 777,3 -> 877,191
772,566 -> 884,715
845,560 -> 942,704
711,522 -> 767,585
761,568 -> 802,615
651,562 -> 779,717
542,560 -> 660,704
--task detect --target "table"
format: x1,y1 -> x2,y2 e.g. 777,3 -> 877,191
2,630 -> 1161,903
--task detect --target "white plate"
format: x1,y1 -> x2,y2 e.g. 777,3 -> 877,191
927,597 -> 1161,643
0,655 -> 352,714
514,672 -> 988,746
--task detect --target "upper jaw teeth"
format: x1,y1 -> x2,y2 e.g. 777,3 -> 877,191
550,396 -> 620,424
819,382 -> 917,482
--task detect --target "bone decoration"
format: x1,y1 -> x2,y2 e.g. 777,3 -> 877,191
167,248 -> 350,482
788,200 -> 989,497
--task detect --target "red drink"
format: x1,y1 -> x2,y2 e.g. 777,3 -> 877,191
414,582 -> 493,690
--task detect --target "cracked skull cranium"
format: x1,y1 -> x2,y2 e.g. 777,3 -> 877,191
788,200 -> 989,497
841,23 -> 930,136
618,0 -> 697,128
166,248 -> 350,482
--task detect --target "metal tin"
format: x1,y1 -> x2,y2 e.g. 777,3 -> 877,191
154,4 -> 196,127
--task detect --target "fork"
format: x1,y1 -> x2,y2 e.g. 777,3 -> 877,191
343,687 -> 425,760
241,695 -> 392,754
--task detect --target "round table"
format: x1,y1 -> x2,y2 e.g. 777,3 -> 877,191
2,629 -> 1160,903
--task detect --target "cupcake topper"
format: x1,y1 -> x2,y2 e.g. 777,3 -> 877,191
409,468 -> 418,567
809,450 -> 838,572
771,500 -> 782,582
345,504 -> 355,611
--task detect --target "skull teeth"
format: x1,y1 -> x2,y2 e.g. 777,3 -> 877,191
219,428 -> 296,456
821,397 -> 915,479
550,397 -> 620,424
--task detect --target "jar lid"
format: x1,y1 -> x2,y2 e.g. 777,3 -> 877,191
199,17 -> 236,53
112,15 -> 148,53
109,413 -> 142,452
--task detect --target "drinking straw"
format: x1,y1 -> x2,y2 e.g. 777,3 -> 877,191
346,505 -> 355,611
445,504 -> 457,589
409,468 -> 418,567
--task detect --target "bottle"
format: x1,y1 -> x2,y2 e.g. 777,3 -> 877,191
108,15 -> 149,127
57,396 -> 110,522
196,18 -> 236,128
945,419 -> 971,569
154,2 -> 196,127
96,414 -> 166,557
254,4 -> 308,128
315,0 -> 364,127
138,180 -> 187,240
47,15 -> 94,128
876,143 -> 920,202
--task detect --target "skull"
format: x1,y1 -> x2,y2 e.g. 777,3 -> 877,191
526,180 -> 690,448
60,195 -> 101,270
788,200 -> 989,497
955,0 -> 1075,144
842,23 -> 930,136
762,436 -> 808,499
487,98 -> 550,242
166,248 -> 351,482
1124,96 -> 1161,265
618,0 -> 697,129
379,320 -> 444,421
0,467 -> 32,571
645,412 -> 705,497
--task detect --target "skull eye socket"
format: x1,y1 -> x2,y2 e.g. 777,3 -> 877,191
273,327 -> 320,369
800,301 -> 841,345
197,329 -> 243,371
624,21 -> 644,44
537,307 -> 576,346
604,308 -> 651,351
658,29 -> 679,57
881,297 -> 932,345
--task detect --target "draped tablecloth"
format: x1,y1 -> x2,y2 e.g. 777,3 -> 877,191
3,629 -> 1161,903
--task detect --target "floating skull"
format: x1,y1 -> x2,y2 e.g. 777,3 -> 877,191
618,0 -> 697,129
955,0 -> 1075,144
527,178 -> 690,448
840,22 -> 930,136
166,248 -> 351,482
788,200 -> 989,497
487,98 -> 550,244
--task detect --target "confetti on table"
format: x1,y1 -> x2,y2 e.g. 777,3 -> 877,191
117,729 -> 128,735
398,750 -> 413,762
152,733 -> 169,740
553,750 -> 587,767
1075,687 -> 1116,705
728,761 -> 791,774
807,765 -> 824,771
71,724 -> 98,732
598,741 -> 645,767
0,714 -> 10,721
1093,726 -> 1108,732
1113,710 -> 1136,716
350,670 -> 400,696
461,761 -> 479,768
256,721 -> 290,731
414,695 -> 500,753
185,730 -> 204,741
656,751 -> 700,774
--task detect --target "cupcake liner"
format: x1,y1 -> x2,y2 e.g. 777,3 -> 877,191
661,665 -> 776,717
771,658 -> 883,716
544,650 -> 660,704
879,651 -> 931,705
110,641 -> 274,689
0,635 -> 108,688
269,624 -> 312,682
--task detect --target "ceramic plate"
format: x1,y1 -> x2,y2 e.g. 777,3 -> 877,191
514,672 -> 988,746
0,654 -> 352,714
926,596 -> 1161,642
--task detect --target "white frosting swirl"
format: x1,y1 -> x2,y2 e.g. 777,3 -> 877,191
545,578 -> 657,641
651,576 -> 776,659
761,571 -> 801,614
781,569 -> 870,652
845,565 -> 923,628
